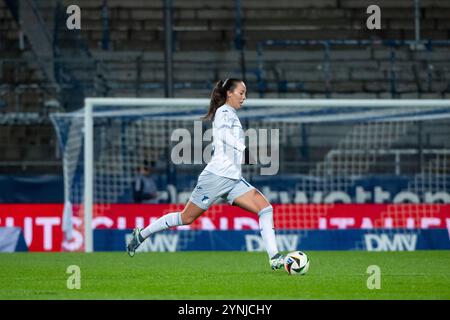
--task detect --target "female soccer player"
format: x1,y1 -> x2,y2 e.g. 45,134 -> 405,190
127,78 -> 285,270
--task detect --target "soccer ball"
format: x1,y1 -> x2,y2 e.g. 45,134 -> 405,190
284,251 -> 310,275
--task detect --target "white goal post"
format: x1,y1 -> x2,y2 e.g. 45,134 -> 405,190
80,98 -> 450,253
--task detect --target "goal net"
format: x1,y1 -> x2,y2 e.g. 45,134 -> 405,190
50,98 -> 450,252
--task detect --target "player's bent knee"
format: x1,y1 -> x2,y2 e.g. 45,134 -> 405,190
255,190 -> 271,206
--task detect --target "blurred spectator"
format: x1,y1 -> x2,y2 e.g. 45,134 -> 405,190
132,160 -> 159,203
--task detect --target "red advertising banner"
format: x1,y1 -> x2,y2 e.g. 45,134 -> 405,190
0,204 -> 449,252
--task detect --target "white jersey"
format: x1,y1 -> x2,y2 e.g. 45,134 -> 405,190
204,104 -> 246,179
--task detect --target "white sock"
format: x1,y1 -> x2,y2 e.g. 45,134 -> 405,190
140,212 -> 183,240
258,206 -> 279,258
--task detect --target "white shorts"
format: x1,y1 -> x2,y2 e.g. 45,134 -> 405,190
189,170 -> 255,210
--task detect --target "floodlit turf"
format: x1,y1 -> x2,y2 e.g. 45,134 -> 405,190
0,251 -> 449,300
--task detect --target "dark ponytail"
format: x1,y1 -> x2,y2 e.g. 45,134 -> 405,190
202,78 -> 242,121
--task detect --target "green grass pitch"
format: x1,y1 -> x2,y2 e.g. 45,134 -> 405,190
0,251 -> 449,300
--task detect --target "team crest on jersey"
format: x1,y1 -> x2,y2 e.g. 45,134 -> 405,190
221,111 -> 229,123
201,195 -> 209,204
